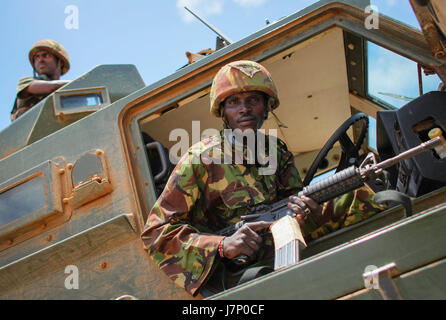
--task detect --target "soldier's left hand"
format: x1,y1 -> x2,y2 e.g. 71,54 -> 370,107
287,195 -> 322,224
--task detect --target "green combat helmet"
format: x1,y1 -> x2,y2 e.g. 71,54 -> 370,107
28,39 -> 70,75
209,60 -> 280,117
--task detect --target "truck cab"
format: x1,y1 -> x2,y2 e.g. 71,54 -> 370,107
1,0 -> 445,299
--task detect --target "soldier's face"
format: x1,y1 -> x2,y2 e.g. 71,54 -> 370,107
222,91 -> 267,131
33,50 -> 59,77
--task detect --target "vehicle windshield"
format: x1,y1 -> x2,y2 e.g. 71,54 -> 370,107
367,42 -> 442,109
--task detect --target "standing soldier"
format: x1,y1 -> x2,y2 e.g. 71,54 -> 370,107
141,60 -> 384,297
11,39 -> 71,121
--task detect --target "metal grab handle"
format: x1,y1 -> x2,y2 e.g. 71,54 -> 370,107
373,190 -> 414,217
145,142 -> 169,183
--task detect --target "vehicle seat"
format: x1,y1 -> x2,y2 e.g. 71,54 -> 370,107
377,91 -> 446,197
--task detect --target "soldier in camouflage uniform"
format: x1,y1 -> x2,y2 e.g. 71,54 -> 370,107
11,40 -> 71,121
141,60 -> 384,297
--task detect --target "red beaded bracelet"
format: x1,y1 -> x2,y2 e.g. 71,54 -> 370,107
218,238 -> 225,258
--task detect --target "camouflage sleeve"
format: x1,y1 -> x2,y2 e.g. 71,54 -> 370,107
16,77 -> 34,97
276,140 -> 303,198
11,77 -> 35,119
141,152 -> 224,296
299,184 -> 387,241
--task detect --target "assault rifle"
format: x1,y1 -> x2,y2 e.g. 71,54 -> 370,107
217,137 -> 442,237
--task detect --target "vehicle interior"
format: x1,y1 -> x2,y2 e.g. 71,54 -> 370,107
138,29 -> 442,178
134,13 -> 445,240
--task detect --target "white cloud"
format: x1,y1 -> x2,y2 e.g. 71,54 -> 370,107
177,0 -> 267,23
368,45 -> 419,107
177,0 -> 224,23
387,0 -> 398,7
232,0 -> 265,7
371,0 -> 397,8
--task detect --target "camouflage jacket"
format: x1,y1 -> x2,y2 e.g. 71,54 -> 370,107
11,76 -> 49,121
141,131 -> 384,296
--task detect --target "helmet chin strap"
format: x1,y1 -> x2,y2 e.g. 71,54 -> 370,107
57,59 -> 63,74
270,110 -> 288,128
219,104 -> 231,129
266,95 -> 288,128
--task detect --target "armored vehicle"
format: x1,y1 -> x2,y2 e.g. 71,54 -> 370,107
1,0 -> 446,300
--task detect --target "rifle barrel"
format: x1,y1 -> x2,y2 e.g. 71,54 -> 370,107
216,137 -> 442,238
376,137 -> 441,170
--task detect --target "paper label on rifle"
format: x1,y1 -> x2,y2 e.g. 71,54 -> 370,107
270,215 -> 307,249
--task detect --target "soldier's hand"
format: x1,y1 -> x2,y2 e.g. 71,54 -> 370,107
287,195 -> 322,225
27,80 -> 70,95
222,221 -> 271,261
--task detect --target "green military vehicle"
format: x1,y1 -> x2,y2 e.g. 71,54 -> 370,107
1,0 -> 446,300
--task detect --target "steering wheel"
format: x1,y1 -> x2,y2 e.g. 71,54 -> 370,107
302,113 -> 369,186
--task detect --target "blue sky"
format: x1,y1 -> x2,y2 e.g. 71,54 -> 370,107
0,0 -> 430,132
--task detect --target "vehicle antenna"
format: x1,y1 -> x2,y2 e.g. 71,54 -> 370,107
184,6 -> 233,47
